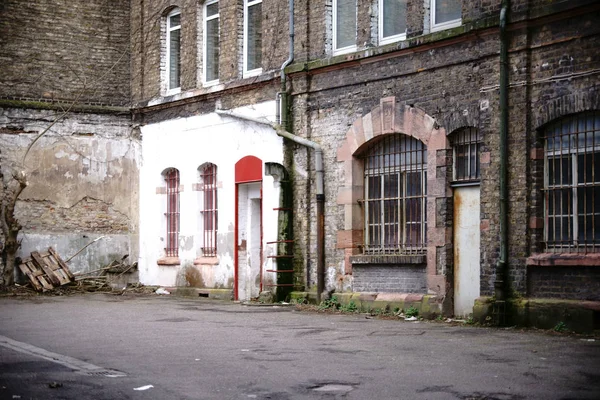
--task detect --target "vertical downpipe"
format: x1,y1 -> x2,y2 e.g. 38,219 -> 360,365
496,0 -> 510,322
315,151 -> 325,303
278,0 -> 294,128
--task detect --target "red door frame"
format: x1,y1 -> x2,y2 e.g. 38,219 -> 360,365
234,156 -> 263,301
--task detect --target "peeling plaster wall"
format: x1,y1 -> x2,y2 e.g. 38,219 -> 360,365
138,101 -> 283,290
0,107 -> 140,274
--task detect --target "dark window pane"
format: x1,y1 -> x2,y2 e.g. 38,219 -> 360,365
206,17 -> 219,81
336,0 -> 356,49
246,2 -> 262,71
382,0 -> 407,38
434,0 -> 461,24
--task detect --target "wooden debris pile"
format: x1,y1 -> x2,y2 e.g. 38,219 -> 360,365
18,247 -> 75,292
74,255 -> 138,292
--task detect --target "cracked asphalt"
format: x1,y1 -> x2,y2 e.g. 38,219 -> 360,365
0,293 -> 599,399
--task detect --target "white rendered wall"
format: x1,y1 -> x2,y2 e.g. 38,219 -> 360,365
138,102 -> 283,290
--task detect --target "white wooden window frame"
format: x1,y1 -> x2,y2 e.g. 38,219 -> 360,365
166,8 -> 181,93
333,0 -> 357,55
203,0 -> 220,85
379,0 -> 407,46
243,0 -> 262,77
430,0 -> 461,33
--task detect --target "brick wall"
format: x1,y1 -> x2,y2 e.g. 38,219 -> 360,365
353,265 -> 427,293
527,267 -> 600,301
131,0 -> 289,104
0,107 -> 139,234
288,0 -> 600,302
0,0 -> 130,106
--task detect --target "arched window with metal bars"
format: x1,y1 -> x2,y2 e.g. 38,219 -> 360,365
164,168 -> 180,257
199,163 -> 218,257
361,134 -> 427,255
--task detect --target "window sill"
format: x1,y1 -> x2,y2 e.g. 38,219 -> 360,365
333,45 -> 358,56
430,19 -> 462,33
157,257 -> 181,266
194,256 -> 219,266
243,68 -> 262,79
527,253 -> 600,267
350,254 -> 426,265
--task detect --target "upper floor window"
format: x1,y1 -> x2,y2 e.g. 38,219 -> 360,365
333,0 -> 357,55
379,0 -> 407,45
451,127 -> 481,183
167,8 -> 181,91
199,163 -> 218,257
204,0 -> 220,84
362,134 -> 427,255
244,0 -> 262,77
164,168 -> 180,257
543,112 -> 600,253
430,0 -> 461,32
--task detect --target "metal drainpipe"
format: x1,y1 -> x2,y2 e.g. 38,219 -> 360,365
215,110 -> 326,303
496,0 -> 510,303
276,0 -> 294,127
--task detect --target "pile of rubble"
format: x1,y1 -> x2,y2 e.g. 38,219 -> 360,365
8,247 -> 153,296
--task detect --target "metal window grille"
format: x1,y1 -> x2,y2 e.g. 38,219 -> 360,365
200,164 -> 218,257
543,111 -> 600,253
452,127 -> 481,182
362,134 -> 427,255
165,169 -> 180,257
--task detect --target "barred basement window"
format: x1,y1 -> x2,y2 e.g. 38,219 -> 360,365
362,134 -> 427,254
199,163 -> 218,257
166,8 -> 181,91
452,127 -> 481,183
543,111 -> 600,253
165,168 -> 180,257
204,0 -> 219,84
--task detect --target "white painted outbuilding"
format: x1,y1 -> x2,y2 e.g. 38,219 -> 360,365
138,101 -> 285,301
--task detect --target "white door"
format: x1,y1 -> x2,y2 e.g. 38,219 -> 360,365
453,186 -> 480,317
237,182 -> 262,301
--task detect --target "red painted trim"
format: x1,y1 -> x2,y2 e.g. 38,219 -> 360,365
234,184 -> 239,301
235,155 -> 262,183
259,183 -> 263,293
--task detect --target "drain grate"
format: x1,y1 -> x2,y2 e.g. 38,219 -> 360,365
80,369 -> 127,378
312,384 -> 354,393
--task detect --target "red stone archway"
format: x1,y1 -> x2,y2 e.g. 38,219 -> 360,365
335,97 -> 450,296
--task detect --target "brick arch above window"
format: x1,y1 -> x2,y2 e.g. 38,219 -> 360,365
335,97 -> 450,284
535,91 -> 600,129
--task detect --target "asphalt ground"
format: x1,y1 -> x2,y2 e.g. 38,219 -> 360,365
0,293 -> 599,400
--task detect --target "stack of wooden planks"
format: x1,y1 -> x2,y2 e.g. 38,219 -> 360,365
18,247 -> 75,292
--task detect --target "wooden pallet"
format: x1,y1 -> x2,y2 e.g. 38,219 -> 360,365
18,247 -> 75,292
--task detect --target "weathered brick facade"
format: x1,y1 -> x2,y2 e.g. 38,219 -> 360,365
2,0 -> 598,316
0,0 -> 138,275
285,0 -> 600,312
0,0 -> 130,106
